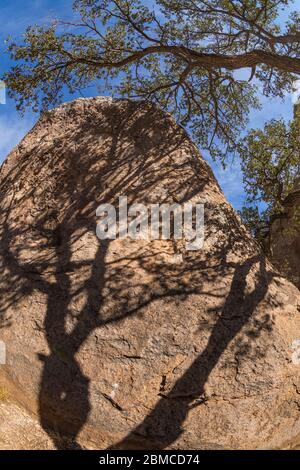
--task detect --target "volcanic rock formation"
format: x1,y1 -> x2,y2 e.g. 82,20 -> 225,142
0,97 -> 300,450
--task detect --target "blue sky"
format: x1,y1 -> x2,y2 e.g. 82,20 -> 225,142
0,0 -> 299,211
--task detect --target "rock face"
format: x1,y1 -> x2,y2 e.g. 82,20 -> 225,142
268,188 -> 300,290
1,97 -> 300,450
0,401 -> 55,450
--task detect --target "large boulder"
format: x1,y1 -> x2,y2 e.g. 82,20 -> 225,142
0,97 -> 300,450
267,187 -> 300,290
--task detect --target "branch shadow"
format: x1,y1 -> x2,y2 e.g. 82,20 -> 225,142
109,254 -> 273,449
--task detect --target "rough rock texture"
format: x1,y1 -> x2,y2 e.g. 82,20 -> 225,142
0,400 -> 55,450
268,188 -> 300,289
1,97 -> 300,450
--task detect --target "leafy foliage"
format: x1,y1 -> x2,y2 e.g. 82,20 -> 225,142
238,205 -> 269,242
239,116 -> 300,208
4,0 -> 300,160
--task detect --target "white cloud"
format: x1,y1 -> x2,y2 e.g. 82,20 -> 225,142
0,113 -> 35,164
213,161 -> 245,209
